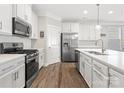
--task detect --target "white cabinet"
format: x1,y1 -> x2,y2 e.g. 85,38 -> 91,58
93,68 -> 109,88
79,24 -> 101,40
13,64 -> 25,88
0,57 -> 25,88
38,49 -> 45,69
79,53 -> 85,76
62,22 -> 79,33
31,11 -> 38,39
92,60 -> 109,88
109,69 -> 124,88
89,25 -> 96,40
79,25 -> 90,40
13,4 -> 32,24
84,55 -> 92,87
0,70 -> 13,88
0,5 -> 12,35
16,4 -> 25,20
71,23 -> 79,33
25,5 -> 32,24
62,23 -> 70,33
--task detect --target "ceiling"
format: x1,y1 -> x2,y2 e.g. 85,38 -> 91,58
32,4 -> 124,22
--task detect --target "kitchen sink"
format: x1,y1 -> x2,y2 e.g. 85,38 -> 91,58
85,51 -> 108,55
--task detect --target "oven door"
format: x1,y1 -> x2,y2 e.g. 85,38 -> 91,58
26,56 -> 39,87
12,17 -> 31,37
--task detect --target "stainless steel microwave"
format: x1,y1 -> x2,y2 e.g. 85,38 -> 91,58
12,17 -> 31,37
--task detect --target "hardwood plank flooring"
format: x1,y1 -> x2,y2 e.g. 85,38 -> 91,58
32,63 -> 88,88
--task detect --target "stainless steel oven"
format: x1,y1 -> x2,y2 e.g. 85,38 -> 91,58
26,53 -> 39,88
12,17 -> 31,37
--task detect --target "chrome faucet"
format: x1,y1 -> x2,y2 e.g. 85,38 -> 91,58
95,39 -> 105,53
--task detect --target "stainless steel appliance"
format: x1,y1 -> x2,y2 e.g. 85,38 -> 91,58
0,43 -> 39,88
12,17 -> 31,37
75,50 -> 80,70
61,33 -> 78,62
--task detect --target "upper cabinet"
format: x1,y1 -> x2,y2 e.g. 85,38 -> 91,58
79,24 -> 101,40
13,4 -> 32,24
0,5 -> 12,35
30,11 -> 38,39
62,22 -> 79,33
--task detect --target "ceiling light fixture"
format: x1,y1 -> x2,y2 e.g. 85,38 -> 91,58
108,11 -> 113,14
95,4 -> 102,31
83,10 -> 88,14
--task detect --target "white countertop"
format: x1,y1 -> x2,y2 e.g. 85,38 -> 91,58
76,48 -> 124,74
0,54 -> 26,65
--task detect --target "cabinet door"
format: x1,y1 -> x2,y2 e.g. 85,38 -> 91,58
79,25 -> 90,40
25,5 -> 32,24
15,64 -> 25,88
93,69 -> 108,88
89,25 -> 96,40
0,71 -> 13,88
0,5 -> 12,35
71,23 -> 79,33
84,61 -> 92,87
16,4 -> 25,20
62,23 -> 71,33
79,54 -> 85,77
109,69 -> 124,88
31,11 -> 38,39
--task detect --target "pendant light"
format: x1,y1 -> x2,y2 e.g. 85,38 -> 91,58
95,4 -> 102,31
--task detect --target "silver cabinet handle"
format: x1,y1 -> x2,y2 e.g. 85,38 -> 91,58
16,71 -> 19,79
13,72 -> 16,81
0,21 -> 2,29
94,64 -> 102,70
94,70 -> 103,80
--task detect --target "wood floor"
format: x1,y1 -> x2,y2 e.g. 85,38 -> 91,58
32,63 -> 88,88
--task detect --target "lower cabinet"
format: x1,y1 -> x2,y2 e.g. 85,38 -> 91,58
0,64 -> 25,88
0,57 -> 25,88
13,64 -> 25,88
79,53 -> 85,76
109,69 -> 124,88
0,70 -> 13,88
92,68 -> 109,88
84,57 -> 92,87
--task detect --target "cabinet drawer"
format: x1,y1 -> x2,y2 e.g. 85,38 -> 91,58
84,55 -> 92,64
0,57 -> 25,76
109,69 -> 124,88
93,68 -> 109,88
93,60 -> 108,76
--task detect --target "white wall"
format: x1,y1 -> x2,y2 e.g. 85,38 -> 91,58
31,16 -> 61,66
0,35 -> 31,49
31,16 -> 47,48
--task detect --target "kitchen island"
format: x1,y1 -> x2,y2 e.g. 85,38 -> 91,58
76,49 -> 124,88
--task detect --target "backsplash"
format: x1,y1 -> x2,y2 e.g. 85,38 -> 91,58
78,40 -> 97,47
0,35 -> 31,49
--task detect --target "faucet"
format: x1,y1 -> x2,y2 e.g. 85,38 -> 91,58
95,39 -> 105,53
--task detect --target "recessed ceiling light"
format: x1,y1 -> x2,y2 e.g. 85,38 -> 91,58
83,10 -> 88,14
108,11 -> 114,14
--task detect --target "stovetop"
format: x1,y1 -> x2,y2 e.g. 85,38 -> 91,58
5,49 -> 38,55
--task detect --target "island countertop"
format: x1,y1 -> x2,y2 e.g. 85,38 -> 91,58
76,49 -> 124,74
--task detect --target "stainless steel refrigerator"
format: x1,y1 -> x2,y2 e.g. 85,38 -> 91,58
61,33 -> 78,62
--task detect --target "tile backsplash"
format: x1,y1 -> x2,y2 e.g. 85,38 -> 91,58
0,35 -> 31,49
